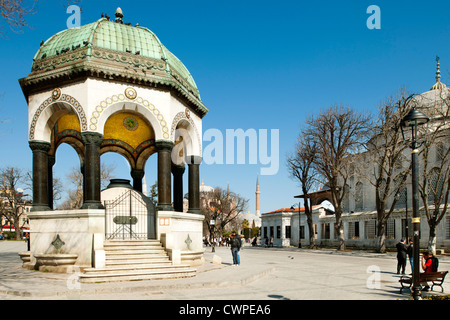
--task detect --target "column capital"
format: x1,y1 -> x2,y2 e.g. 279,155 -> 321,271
155,140 -> 174,152
29,140 -> 51,153
171,164 -> 186,175
130,169 -> 145,180
81,132 -> 103,146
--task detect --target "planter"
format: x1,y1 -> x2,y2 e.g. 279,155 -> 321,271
34,253 -> 78,266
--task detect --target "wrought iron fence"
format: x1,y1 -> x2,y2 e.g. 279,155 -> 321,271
105,189 -> 155,240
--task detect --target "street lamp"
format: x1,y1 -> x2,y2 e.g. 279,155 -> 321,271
400,107 -> 429,300
290,202 -> 302,248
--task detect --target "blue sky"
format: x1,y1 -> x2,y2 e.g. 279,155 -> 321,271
1,0 -> 450,213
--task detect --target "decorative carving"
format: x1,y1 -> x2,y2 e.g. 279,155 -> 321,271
29,93 -> 87,141
89,93 -> 169,139
29,141 -> 51,153
185,108 -> 190,119
123,116 -> 139,131
52,88 -> 61,100
185,234 -> 192,250
51,234 -> 65,254
81,132 -> 103,146
124,87 -> 137,100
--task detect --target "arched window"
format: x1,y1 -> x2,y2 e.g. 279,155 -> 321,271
395,185 -> 407,208
427,167 -> 444,204
355,182 -> 364,211
342,184 -> 350,213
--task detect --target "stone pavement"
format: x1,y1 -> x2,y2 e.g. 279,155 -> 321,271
1,240 -> 449,300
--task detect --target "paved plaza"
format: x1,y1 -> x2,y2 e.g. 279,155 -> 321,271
0,240 -> 449,301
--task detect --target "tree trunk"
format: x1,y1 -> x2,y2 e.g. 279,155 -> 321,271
335,218 -> 345,250
307,218 -> 315,248
428,220 -> 437,255
14,218 -> 21,240
376,221 -> 386,253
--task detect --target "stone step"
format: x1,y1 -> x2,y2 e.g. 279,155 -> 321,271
103,245 -> 164,251
79,268 -> 196,283
105,249 -> 167,255
106,256 -> 170,264
104,240 -> 161,246
83,263 -> 189,274
83,239 -> 197,282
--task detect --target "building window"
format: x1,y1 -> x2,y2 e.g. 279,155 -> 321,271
321,223 -> 330,239
285,226 -> 291,239
427,167 -> 444,204
365,220 -> 376,239
348,221 -> 360,239
300,226 -> 305,239
270,226 -> 274,239
355,182 -> 364,211
342,184 -> 350,213
276,226 -> 281,239
395,185 -> 407,208
386,219 -> 395,239
263,227 -> 267,239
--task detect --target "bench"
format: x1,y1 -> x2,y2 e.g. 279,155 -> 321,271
399,271 -> 448,293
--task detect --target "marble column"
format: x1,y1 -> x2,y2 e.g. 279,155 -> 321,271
81,132 -> 104,209
131,169 -> 145,193
188,155 -> 202,215
172,164 -> 185,212
155,140 -> 174,211
29,141 -> 51,212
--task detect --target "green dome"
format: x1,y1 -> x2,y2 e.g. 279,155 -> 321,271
30,10 -> 205,109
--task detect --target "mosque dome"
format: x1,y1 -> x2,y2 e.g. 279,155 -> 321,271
23,8 -> 207,116
200,181 -> 214,193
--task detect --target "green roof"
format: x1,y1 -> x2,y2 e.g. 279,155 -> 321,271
33,17 -> 200,98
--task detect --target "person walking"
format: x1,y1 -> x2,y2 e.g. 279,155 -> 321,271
230,232 -> 241,266
396,238 -> 408,274
407,238 -> 413,273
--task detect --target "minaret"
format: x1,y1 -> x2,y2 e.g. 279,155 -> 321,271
431,56 -> 447,90
256,175 -> 260,217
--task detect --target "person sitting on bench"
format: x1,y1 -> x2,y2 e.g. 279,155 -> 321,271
421,251 -> 439,291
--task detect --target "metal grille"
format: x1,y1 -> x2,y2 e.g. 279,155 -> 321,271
105,189 -> 156,240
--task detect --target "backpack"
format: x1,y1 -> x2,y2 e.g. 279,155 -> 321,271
429,256 -> 439,272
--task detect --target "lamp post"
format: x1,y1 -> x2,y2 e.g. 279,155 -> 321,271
400,107 -> 429,300
210,216 -> 216,253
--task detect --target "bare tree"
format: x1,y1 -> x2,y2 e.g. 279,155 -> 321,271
58,163 -> 115,209
305,105 -> 372,250
201,187 -> 248,242
0,0 -> 83,36
0,167 -> 30,240
0,0 -> 37,35
287,131 -> 319,248
366,90 -> 414,252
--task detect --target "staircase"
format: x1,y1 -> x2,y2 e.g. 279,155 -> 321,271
80,240 -> 196,283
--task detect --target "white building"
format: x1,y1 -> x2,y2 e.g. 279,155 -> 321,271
262,60 -> 450,251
